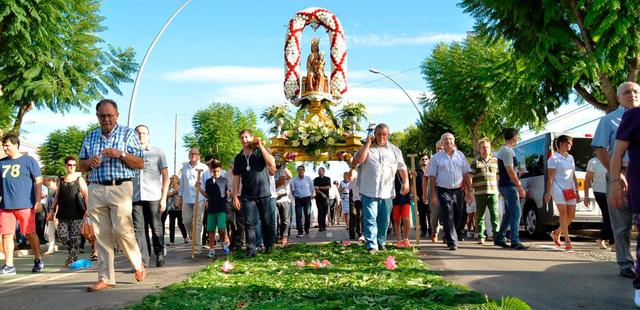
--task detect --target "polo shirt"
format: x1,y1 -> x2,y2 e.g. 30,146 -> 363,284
427,149 -> 471,189
291,175 -> 313,198
470,156 -> 499,195
592,105 -> 630,163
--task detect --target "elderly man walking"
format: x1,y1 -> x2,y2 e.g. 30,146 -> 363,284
352,123 -> 409,254
132,125 -> 169,268
179,148 -> 208,251
593,81 -> 640,279
470,138 -> 500,245
79,99 -> 145,292
427,133 -> 473,250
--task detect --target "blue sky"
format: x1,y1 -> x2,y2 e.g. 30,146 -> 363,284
22,0 -> 603,181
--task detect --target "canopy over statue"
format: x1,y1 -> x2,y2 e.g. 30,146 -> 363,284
268,7 -> 364,163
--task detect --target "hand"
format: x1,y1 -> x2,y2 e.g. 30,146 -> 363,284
401,182 -> 410,195
101,148 -> 123,159
46,213 -> 54,221
253,136 -> 263,148
195,180 -> 201,189
517,186 -> 526,198
233,196 -> 241,210
159,199 -> 166,214
35,203 -> 42,213
430,196 -> 439,210
583,197 -> 590,207
464,190 -> 474,204
366,135 -> 374,146
575,191 -> 581,202
544,192 -> 551,203
609,182 -> 624,209
89,155 -> 102,169
422,195 -> 428,205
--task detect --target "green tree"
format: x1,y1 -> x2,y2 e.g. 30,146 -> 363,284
421,34 -> 553,154
0,0 -> 138,133
38,124 -> 98,176
459,0 -> 640,112
183,103 -> 265,166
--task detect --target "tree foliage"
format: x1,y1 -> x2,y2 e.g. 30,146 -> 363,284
421,34 -> 555,154
459,0 -> 640,112
183,103 -> 265,166
38,124 -> 98,176
0,0 -> 138,133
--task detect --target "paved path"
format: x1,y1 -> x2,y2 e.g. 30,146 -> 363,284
0,225 -> 634,309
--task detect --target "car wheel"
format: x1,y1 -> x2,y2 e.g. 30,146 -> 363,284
524,204 -> 545,238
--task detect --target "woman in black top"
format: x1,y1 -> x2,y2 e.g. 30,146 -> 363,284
49,156 -> 90,265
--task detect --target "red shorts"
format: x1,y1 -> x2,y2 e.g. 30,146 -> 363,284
392,204 -> 411,221
0,208 -> 36,235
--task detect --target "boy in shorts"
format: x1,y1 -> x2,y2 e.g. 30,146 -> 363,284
201,160 -> 230,258
0,133 -> 44,275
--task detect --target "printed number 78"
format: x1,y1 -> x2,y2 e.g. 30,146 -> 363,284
2,165 -> 20,178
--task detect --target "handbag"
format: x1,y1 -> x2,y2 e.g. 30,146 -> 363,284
81,217 -> 95,242
562,188 -> 578,201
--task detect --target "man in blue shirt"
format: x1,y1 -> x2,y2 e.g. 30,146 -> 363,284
592,81 -> 640,279
0,133 -> 44,276
291,165 -> 314,237
79,99 -> 146,292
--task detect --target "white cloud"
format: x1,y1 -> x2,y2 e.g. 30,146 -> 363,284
163,66 -> 282,83
349,33 -> 466,47
23,112 -> 95,128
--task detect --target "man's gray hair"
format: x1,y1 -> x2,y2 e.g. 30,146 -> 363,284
440,132 -> 454,141
617,81 -> 639,96
374,123 -> 389,133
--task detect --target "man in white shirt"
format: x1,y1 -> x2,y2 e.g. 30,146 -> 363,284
352,123 -> 409,254
178,148 -> 208,250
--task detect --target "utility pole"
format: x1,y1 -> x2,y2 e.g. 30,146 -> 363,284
173,114 -> 178,176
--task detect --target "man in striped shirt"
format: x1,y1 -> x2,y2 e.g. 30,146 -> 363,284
427,133 -> 473,250
470,138 -> 499,245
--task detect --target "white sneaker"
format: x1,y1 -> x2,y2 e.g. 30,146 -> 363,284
207,250 -> 215,258
634,289 -> 640,308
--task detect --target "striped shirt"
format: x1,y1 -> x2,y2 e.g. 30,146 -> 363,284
427,149 -> 471,189
80,124 -> 144,183
470,156 -> 498,195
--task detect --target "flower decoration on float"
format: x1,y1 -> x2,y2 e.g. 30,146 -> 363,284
287,116 -> 345,156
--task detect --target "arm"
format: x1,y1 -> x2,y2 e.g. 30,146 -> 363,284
78,177 -> 90,217
48,179 -> 61,220
352,136 -> 374,165
544,168 -> 556,203
159,167 -> 170,213
573,170 -> 580,201
232,174 -> 241,210
463,172 -> 473,203
255,137 -> 276,176
429,175 -> 438,209
33,176 -> 43,211
79,156 -> 101,173
594,148 -> 611,172
583,171 -> 593,206
398,169 -> 410,195
610,140 -> 630,209
422,175 -> 429,204
100,148 -> 144,169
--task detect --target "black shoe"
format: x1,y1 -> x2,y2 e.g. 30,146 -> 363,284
379,245 -> 387,251
620,267 -> 636,278
246,250 -> 256,258
156,253 -> 166,267
265,246 -> 273,254
494,240 -> 509,248
349,236 -> 356,240
448,245 -> 458,251
420,232 -> 427,237
510,243 -> 529,250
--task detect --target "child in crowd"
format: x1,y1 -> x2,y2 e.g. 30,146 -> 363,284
392,172 -> 412,248
201,160 -> 231,258
465,199 -> 477,239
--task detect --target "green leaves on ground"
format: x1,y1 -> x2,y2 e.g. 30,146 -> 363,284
127,242 -> 528,309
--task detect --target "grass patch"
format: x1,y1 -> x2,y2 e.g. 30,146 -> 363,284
126,242 -> 529,309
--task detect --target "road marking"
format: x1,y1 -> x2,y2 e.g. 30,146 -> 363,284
326,233 -> 333,238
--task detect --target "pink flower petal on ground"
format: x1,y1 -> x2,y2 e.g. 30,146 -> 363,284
308,260 -> 322,268
384,256 -> 397,270
321,259 -> 331,267
221,260 -> 234,273
342,240 -> 351,246
296,260 -> 305,268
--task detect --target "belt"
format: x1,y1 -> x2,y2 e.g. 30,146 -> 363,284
97,178 -> 132,186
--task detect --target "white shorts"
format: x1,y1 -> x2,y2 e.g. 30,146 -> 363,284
552,185 -> 577,205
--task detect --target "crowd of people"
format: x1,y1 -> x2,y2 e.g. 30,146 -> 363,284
0,81 -> 638,303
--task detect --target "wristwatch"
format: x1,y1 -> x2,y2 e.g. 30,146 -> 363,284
120,152 -> 127,159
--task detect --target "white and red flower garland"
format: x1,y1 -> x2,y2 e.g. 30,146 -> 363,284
284,7 -> 348,100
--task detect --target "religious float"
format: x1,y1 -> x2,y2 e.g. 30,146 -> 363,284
266,7 -> 367,162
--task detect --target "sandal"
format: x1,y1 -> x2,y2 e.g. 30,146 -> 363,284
90,253 -> 98,261
550,231 -> 563,247
565,242 -> 573,251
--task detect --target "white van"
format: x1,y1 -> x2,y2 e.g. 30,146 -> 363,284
513,132 -> 602,238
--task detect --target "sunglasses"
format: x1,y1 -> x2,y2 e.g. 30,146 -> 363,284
66,164 -> 77,167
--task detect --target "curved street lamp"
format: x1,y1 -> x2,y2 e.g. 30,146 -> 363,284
127,0 -> 193,127
369,68 -> 422,116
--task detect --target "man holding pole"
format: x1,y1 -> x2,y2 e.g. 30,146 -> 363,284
352,123 -> 409,255
179,148 -> 208,253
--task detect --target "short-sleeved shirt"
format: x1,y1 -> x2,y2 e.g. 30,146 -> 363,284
274,168 -> 291,203
592,105 -> 630,163
79,124 -> 144,183
233,148 -> 270,199
291,175 -> 314,198
470,156 -> 499,195
314,176 -> 331,197
133,145 -> 168,202
427,150 -> 471,189
615,107 -> 640,212
205,177 -> 229,213
415,168 -> 426,199
586,157 -> 607,193
0,155 -> 41,209
358,142 -> 407,199
496,145 -> 518,187
548,152 -> 576,190
179,161 -> 209,204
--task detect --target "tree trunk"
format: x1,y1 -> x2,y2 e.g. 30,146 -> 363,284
599,75 -> 619,113
11,103 -> 31,134
573,84 -> 609,111
628,57 -> 639,82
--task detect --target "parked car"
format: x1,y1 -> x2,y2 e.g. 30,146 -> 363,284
514,132 -> 601,238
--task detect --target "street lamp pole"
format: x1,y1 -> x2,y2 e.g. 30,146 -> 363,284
127,0 -> 193,127
369,68 -> 422,116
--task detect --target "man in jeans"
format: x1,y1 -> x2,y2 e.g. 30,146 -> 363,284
313,167 -> 331,232
291,165 -> 314,237
132,125 -> 169,267
494,128 -> 528,250
179,148 -> 208,252
592,81 -> 640,278
352,123 -> 409,254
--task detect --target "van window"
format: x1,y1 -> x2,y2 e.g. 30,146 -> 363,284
568,137 -> 593,172
515,138 -> 545,179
